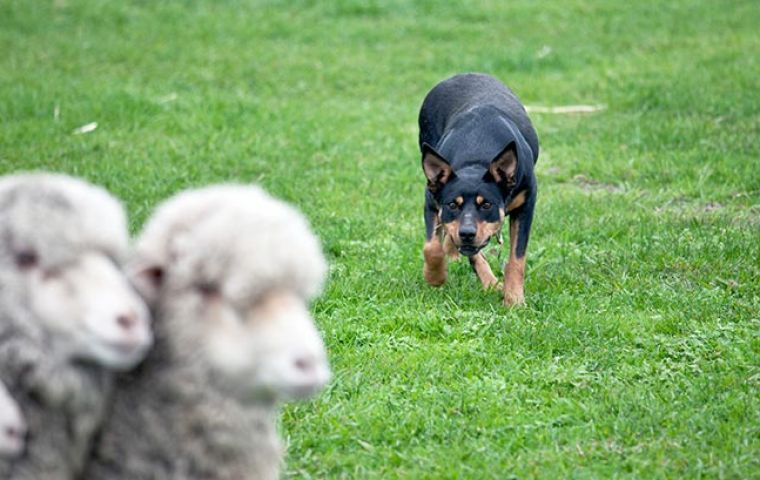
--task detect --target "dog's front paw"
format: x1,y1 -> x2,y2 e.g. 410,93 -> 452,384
423,264 -> 447,286
502,288 -> 525,306
423,239 -> 447,287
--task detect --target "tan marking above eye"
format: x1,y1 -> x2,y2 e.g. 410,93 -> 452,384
455,196 -> 464,206
476,195 -> 484,205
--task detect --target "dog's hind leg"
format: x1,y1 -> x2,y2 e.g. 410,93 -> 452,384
469,253 -> 500,290
423,204 -> 447,286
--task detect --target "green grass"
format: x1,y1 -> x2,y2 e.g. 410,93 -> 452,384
2,0 -> 758,477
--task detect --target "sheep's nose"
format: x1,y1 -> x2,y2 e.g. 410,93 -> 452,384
293,355 -> 318,374
116,312 -> 138,331
459,225 -> 477,243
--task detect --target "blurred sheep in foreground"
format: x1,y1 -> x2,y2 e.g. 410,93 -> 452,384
85,184 -> 330,480
0,173 -> 153,479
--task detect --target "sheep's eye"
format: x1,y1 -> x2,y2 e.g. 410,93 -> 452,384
15,250 -> 38,269
43,268 -> 61,280
196,282 -> 220,298
144,267 -> 164,288
481,202 -> 493,210
447,201 -> 459,210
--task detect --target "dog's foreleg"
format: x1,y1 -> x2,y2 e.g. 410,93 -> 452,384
424,237 -> 447,286
423,203 -> 447,286
503,218 -> 525,305
503,194 -> 534,306
469,252 -> 500,290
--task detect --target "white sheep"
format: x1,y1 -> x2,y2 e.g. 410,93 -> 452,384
0,380 -> 25,459
85,184 -> 331,480
0,173 -> 153,479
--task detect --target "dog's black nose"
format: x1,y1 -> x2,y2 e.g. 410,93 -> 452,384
459,225 -> 477,243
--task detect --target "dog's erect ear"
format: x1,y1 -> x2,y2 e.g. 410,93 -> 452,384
422,143 -> 453,193
485,142 -> 518,188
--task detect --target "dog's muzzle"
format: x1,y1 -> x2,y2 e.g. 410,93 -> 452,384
457,238 -> 490,257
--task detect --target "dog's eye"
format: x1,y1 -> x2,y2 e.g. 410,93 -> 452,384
15,250 -> 38,269
447,201 -> 459,210
481,202 -> 492,210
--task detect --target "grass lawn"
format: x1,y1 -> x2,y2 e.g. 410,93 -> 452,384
1,0 -> 758,477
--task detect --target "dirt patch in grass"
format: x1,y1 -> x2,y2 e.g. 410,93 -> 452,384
572,174 -> 625,193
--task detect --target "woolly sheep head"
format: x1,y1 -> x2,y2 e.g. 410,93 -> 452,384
0,173 -> 153,370
130,184 -> 330,402
0,381 -> 25,459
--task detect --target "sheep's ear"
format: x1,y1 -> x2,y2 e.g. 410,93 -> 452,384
422,143 -> 453,193
485,142 -> 518,188
128,262 -> 165,305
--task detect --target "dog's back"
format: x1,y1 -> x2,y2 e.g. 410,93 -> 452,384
418,73 -> 539,164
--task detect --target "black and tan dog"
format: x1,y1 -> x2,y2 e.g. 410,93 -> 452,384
418,73 -> 538,305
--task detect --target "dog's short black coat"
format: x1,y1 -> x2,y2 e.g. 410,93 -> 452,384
418,73 -> 538,305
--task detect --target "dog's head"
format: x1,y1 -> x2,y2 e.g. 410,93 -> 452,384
422,142 -> 519,257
